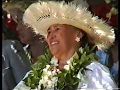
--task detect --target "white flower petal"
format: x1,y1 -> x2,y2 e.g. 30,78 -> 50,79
46,65 -> 50,69
64,65 -> 70,70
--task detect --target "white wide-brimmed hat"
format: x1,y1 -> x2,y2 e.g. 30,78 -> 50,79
23,1 -> 115,49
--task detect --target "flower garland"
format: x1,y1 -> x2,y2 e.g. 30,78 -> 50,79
23,44 -> 98,90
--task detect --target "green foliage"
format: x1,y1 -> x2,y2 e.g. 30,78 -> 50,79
56,44 -> 98,90
23,49 -> 52,89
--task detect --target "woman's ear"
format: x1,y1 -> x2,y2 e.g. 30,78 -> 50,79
75,31 -> 84,42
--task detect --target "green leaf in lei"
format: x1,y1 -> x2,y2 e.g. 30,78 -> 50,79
23,49 -> 52,89
56,44 -> 98,90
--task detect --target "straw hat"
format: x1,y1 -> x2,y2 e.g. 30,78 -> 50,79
23,1 -> 115,49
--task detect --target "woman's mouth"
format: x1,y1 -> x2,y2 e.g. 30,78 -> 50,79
51,41 -> 59,45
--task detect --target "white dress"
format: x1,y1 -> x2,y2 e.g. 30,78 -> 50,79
13,61 -> 117,90
77,62 -> 117,90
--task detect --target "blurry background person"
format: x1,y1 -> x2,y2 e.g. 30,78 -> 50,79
86,0 -> 118,28
109,40 -> 118,85
3,1 -> 48,64
16,22 -> 48,64
2,6 -> 31,90
2,1 -> 25,41
2,37 -> 31,90
2,9 -> 19,40
107,30 -> 118,85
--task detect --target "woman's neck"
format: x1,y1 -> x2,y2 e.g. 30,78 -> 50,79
54,45 -> 79,70
56,49 -> 76,70
57,48 -> 76,66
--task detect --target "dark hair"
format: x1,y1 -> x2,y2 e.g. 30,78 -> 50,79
80,30 -> 97,52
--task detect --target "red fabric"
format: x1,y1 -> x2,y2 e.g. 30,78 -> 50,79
90,3 -> 118,28
5,17 -> 18,35
108,15 -> 118,27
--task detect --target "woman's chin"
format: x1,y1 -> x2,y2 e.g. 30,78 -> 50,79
50,49 -> 60,57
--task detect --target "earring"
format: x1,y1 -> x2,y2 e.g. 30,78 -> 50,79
75,37 -> 80,42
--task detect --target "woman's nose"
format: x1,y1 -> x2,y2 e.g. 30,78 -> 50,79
49,32 -> 56,40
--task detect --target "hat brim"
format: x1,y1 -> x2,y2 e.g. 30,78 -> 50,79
23,1 -> 115,49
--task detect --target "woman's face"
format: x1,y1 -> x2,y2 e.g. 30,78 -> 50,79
16,23 -> 35,44
47,24 -> 79,57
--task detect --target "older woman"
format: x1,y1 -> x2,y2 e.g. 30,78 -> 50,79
14,1 -> 117,90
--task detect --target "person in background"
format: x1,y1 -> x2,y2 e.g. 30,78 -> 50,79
8,7 -> 24,23
86,0 -> 118,28
108,29 -> 118,85
2,9 -> 31,90
3,4 -> 48,64
3,4 -> 47,64
2,38 -> 31,90
2,2 -> 25,40
16,22 -> 48,64
2,9 -> 19,40
110,40 -> 118,85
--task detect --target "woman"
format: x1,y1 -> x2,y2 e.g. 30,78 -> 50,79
16,22 -> 48,64
14,1 -> 117,90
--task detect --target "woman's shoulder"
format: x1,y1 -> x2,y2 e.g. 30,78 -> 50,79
86,61 -> 110,73
83,61 -> 117,89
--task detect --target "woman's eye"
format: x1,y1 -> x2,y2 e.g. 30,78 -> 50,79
56,27 -> 60,31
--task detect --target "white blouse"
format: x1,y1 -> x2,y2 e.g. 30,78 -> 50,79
77,61 -> 117,90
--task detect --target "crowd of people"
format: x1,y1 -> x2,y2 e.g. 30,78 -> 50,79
2,0 -> 118,90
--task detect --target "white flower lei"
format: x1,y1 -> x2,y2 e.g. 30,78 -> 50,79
38,65 -> 59,89
23,45 -> 97,89
38,52 -> 79,89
